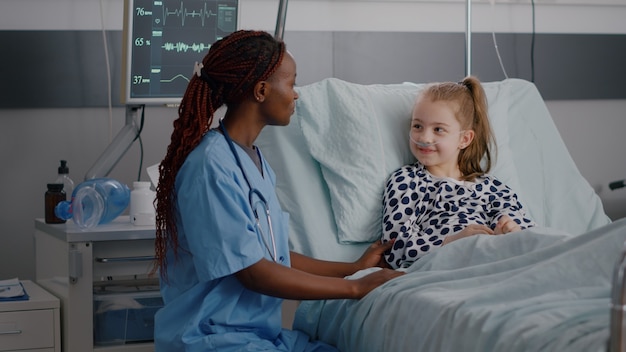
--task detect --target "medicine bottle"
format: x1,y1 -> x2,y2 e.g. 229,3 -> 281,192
55,160 -> 75,200
45,183 -> 66,224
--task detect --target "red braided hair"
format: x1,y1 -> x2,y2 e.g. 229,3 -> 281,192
153,30 -> 286,279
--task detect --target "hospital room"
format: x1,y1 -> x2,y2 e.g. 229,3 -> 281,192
1,0 -> 626,351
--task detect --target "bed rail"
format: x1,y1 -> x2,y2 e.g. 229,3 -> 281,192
610,242 -> 626,351
610,180 -> 626,191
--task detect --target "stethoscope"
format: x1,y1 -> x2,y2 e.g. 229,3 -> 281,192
219,120 -> 278,262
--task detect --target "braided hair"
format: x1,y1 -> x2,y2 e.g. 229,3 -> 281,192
153,30 -> 286,279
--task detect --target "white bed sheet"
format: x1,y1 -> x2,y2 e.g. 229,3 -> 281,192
293,219 -> 626,352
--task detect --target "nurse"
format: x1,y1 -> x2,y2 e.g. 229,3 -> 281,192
153,30 -> 403,351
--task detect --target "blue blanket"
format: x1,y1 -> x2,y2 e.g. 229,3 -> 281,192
294,219 -> 626,352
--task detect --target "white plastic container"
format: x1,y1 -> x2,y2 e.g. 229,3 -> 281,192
129,181 -> 156,226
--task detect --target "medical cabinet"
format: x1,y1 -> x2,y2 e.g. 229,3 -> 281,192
34,216 -> 158,352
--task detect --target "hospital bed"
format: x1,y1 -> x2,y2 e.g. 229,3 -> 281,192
256,77 -> 626,351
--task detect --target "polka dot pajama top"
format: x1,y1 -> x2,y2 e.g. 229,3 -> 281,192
382,162 -> 536,269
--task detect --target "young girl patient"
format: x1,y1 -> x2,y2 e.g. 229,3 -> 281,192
382,76 -> 536,269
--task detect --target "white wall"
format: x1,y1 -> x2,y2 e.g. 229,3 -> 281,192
0,0 -> 625,281
547,99 -> 626,221
3,0 -> 626,33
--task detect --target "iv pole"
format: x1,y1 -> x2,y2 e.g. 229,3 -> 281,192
466,0 -> 472,76
275,0 -> 289,39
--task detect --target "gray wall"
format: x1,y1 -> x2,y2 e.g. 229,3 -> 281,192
1,31 -> 625,108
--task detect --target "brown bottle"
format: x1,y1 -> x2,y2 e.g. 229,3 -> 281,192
45,183 -> 66,224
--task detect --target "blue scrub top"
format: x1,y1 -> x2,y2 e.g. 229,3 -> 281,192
154,130 -> 329,351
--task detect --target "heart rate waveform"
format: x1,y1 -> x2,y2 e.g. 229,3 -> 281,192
163,1 -> 217,27
125,0 -> 238,103
160,74 -> 190,84
161,41 -> 211,53
133,67 -> 194,96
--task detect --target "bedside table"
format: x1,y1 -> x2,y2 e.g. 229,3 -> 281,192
35,217 -> 157,352
0,280 -> 60,352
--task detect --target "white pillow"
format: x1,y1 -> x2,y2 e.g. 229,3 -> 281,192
482,81 -> 525,202
297,78 -> 520,243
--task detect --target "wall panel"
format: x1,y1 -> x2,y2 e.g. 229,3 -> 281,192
0,30 -> 624,108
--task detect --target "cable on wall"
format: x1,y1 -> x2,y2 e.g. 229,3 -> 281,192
99,0 -> 114,142
95,0 -> 145,181
490,0 -> 509,79
134,105 -> 146,181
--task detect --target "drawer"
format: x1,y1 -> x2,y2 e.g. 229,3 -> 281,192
0,309 -> 55,351
93,240 -> 156,278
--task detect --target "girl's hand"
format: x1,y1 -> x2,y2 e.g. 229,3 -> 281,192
355,239 -> 395,270
443,224 -> 494,245
494,215 -> 522,235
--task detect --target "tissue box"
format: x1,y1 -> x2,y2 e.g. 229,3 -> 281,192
93,290 -> 163,346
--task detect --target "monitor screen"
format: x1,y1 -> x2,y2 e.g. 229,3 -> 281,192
121,0 -> 239,106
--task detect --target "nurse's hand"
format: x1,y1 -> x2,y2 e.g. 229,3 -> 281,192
236,257 -> 403,301
352,268 -> 404,299
355,239 -> 395,271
